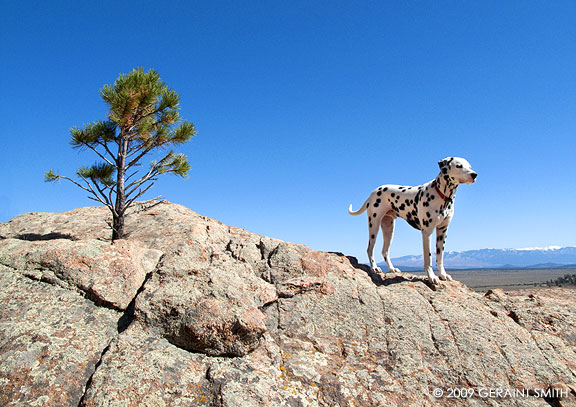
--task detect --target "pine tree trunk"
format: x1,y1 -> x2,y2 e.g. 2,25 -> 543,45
112,136 -> 129,241
112,213 -> 125,240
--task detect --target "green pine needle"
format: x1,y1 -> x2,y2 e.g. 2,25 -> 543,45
77,162 -> 115,184
44,169 -> 60,182
171,121 -> 197,144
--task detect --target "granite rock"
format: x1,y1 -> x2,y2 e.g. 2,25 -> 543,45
0,269 -> 119,407
0,201 -> 575,407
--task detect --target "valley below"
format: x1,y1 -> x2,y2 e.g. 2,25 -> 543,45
407,267 -> 576,291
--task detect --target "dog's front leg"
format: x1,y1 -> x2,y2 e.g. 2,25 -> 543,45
422,231 -> 440,284
436,224 -> 453,281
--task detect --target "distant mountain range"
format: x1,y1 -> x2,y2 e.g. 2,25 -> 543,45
384,246 -> 576,270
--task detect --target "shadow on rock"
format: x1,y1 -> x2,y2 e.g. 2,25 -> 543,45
15,232 -> 76,241
328,252 -> 436,288
328,252 -> 412,286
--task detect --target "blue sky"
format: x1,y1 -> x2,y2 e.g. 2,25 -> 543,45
1,1 -> 575,259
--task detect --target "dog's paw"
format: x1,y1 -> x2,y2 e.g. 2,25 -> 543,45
428,275 -> 441,285
371,266 -> 383,274
439,273 -> 453,281
391,267 -> 402,273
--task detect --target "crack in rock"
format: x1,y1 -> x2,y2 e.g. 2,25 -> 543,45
77,340 -> 114,407
117,254 -> 165,333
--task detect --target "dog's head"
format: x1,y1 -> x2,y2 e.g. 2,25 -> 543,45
438,157 -> 477,184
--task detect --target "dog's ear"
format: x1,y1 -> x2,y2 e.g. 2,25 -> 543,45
438,158 -> 449,169
438,157 -> 454,171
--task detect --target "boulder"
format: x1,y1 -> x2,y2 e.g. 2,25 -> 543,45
0,238 -> 162,310
0,201 -> 575,407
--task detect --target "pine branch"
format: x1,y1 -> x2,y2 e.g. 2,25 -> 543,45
126,144 -> 155,170
107,182 -> 116,213
125,182 -> 155,208
124,195 -> 163,215
77,174 -> 116,214
97,139 -> 118,165
55,173 -> 116,215
125,152 -> 172,194
77,163 -> 115,186
125,171 -> 159,197
83,143 -> 116,167
125,170 -> 139,183
169,121 -> 196,144
91,178 -> 113,207
53,174 -> 93,193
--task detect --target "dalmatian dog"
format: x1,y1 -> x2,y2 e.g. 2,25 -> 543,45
348,157 -> 477,284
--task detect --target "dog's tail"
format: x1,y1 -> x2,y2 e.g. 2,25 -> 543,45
348,198 -> 370,216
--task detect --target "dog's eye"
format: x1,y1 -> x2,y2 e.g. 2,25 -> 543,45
455,164 -> 463,168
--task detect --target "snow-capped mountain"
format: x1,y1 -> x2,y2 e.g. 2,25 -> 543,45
388,246 -> 576,269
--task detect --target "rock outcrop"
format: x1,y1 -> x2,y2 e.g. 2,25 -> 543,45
0,201 -> 575,406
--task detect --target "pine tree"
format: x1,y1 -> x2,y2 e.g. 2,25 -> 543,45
46,68 -> 196,240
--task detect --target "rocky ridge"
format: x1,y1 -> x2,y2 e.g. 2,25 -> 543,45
0,201 -> 575,406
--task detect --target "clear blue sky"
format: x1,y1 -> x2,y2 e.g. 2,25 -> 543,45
1,1 -> 575,259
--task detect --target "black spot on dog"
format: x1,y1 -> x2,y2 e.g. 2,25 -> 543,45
399,204 -> 406,211
373,213 -> 377,218
426,212 -> 431,218
371,234 -> 375,239
374,202 -> 379,208
430,195 -> 435,200
383,187 -> 388,191
407,218 -> 420,230
366,202 -> 370,208
436,248 -> 441,254
414,189 -> 423,205
377,191 -> 382,196
391,192 -> 395,197
376,198 -> 381,203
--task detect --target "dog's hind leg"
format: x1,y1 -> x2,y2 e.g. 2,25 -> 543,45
380,215 -> 401,273
366,212 -> 382,273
